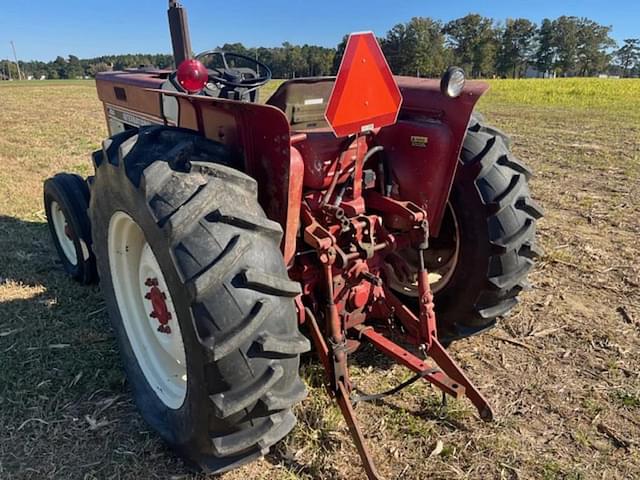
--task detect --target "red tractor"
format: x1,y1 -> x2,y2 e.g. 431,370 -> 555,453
43,2 -> 542,477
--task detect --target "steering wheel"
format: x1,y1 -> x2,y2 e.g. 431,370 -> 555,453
194,50 -> 272,89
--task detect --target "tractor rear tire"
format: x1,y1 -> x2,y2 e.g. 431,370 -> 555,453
435,115 -> 543,341
44,173 -> 97,284
90,126 -> 309,474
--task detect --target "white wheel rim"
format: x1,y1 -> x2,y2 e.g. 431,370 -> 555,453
108,211 -> 187,409
50,201 -> 78,266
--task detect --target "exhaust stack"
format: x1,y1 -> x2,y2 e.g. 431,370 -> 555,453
168,1 -> 192,66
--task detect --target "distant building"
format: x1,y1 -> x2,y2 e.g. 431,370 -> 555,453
524,66 -> 556,78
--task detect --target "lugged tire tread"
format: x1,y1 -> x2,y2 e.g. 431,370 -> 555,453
166,140 -> 196,171
163,182 -> 221,243
488,258 -> 533,290
465,134 -> 497,168
191,161 -> 258,195
497,155 -> 533,180
149,173 -> 208,223
486,174 -> 526,214
208,299 -> 274,360
208,208 -> 283,240
520,241 -> 544,260
140,161 -> 174,199
188,235 -> 252,301
261,377 -> 308,411
255,409 -> 297,451
490,218 -> 535,253
469,112 -> 513,148
256,331 -> 311,356
516,197 -> 545,219
211,411 -> 296,457
241,269 -> 302,297
210,363 -> 284,418
477,298 -> 519,320
117,135 -> 138,165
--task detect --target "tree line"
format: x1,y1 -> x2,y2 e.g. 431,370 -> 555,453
1,14 -> 638,80
374,15 -> 638,78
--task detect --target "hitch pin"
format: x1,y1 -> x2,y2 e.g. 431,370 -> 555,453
361,271 -> 382,286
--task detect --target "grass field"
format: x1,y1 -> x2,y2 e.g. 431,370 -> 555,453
1,78 -> 639,479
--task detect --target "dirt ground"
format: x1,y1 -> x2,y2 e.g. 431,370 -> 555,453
0,79 -> 638,479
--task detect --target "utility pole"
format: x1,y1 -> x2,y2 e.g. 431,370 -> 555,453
10,41 -> 22,80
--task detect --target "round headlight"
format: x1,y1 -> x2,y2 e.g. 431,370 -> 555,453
440,67 -> 466,98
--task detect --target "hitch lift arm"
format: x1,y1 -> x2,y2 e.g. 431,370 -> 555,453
302,191 -> 494,479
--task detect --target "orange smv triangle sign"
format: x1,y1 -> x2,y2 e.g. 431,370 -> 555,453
325,32 -> 403,138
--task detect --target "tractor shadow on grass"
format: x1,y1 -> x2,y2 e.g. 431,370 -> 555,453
0,215 -> 193,479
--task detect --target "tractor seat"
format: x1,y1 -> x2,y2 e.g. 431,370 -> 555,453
267,77 -> 362,191
266,77 -> 336,131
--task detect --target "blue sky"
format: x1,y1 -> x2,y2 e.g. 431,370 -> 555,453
1,0 -> 638,61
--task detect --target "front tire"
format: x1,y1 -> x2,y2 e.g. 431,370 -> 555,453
44,173 -> 97,284
90,127 -> 309,473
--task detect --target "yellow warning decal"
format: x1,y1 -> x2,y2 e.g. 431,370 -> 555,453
410,136 -> 429,148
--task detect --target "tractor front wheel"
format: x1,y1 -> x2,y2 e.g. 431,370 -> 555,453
44,173 -> 97,284
90,127 -> 309,473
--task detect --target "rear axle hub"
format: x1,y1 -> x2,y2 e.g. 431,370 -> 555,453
144,278 -> 173,334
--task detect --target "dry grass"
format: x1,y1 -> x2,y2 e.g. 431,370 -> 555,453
1,78 -> 639,479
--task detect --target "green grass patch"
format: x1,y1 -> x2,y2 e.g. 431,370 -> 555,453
480,78 -> 640,118
611,390 -> 640,409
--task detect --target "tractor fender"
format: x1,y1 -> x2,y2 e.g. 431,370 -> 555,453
374,77 -> 489,236
148,89 -> 300,261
